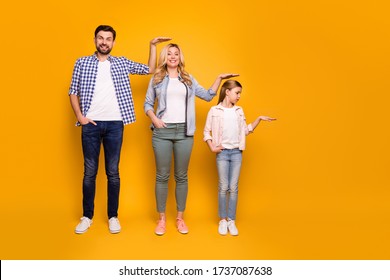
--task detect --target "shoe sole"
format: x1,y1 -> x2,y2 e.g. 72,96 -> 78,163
155,224 -> 166,235
219,226 -> 228,235
110,230 -> 121,234
75,218 -> 92,234
75,226 -> 90,234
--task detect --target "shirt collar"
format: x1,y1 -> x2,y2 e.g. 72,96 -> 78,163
93,52 -> 113,62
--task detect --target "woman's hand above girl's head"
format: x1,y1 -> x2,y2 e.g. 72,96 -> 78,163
211,74 -> 240,93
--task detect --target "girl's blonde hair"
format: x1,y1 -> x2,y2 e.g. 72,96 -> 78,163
153,43 -> 192,86
217,80 -> 242,104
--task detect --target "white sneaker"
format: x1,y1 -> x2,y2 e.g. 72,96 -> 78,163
218,219 -> 228,235
75,217 -> 92,234
109,217 -> 121,234
227,220 -> 239,236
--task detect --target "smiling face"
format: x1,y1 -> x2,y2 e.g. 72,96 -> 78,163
225,86 -> 242,105
94,30 -> 115,55
166,46 -> 180,69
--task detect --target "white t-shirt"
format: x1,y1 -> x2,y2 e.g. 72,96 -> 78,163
222,107 -> 240,149
161,77 -> 186,123
86,60 -> 122,121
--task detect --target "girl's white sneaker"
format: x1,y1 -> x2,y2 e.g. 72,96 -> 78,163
218,219 -> 228,235
227,220 -> 239,236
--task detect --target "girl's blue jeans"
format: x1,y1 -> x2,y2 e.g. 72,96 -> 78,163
216,148 -> 242,220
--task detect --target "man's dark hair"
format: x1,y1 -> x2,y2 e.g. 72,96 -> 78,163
94,25 -> 116,40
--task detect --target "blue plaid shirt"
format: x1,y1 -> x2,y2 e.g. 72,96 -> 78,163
69,53 -> 150,125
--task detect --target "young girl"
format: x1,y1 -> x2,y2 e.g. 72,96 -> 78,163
203,80 -> 276,235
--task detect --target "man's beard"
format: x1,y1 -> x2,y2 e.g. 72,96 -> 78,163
96,45 -> 112,55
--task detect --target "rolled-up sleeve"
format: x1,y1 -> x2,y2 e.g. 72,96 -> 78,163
144,78 -> 156,114
203,108 -> 213,142
123,57 -> 150,75
69,59 -> 81,96
241,109 -> 253,135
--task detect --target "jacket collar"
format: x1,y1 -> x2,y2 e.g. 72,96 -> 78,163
164,72 -> 184,80
216,103 -> 238,110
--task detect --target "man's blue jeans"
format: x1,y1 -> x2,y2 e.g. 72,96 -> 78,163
81,121 -> 124,219
216,148 -> 242,220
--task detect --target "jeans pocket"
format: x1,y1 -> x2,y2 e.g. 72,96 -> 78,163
152,127 -> 160,136
81,122 -> 98,135
81,122 -> 94,127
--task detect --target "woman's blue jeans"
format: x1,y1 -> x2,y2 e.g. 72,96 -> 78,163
81,121 -> 124,219
216,148 -> 242,220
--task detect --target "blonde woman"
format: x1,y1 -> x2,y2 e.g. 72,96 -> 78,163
144,43 -> 237,235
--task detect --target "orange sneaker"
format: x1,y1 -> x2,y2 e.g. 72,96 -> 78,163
155,219 -> 166,235
176,218 -> 189,234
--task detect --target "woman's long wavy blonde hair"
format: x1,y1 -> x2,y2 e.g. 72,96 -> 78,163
152,43 -> 192,86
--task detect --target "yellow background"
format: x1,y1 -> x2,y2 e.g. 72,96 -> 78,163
1,0 -> 390,259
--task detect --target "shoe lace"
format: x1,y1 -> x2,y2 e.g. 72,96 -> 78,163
81,217 -> 90,223
110,218 -> 119,226
157,219 -> 165,229
177,219 -> 186,229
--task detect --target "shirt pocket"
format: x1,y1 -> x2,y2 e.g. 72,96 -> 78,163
211,110 -> 223,123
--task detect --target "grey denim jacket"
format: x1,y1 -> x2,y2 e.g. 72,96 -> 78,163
144,74 -> 216,136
